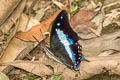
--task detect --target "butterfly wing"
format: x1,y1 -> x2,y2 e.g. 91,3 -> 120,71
50,10 -> 79,47
49,10 -> 85,69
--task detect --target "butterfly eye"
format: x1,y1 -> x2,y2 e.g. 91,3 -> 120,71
57,22 -> 61,26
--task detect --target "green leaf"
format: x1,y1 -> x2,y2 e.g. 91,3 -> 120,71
52,75 -> 63,80
72,4 -> 78,14
77,0 -> 84,3
24,76 -> 34,80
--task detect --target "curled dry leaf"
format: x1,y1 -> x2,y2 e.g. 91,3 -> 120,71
1,55 -> 120,80
15,10 -> 61,42
70,10 -> 98,35
71,10 -> 96,27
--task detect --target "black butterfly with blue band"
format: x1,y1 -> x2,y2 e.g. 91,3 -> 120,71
44,10 -> 88,70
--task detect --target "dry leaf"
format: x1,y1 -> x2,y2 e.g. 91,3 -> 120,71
0,0 -> 26,58
1,56 -> 120,80
34,8 -> 45,21
70,10 -> 100,36
1,61 -> 53,76
15,10 -> 61,42
0,72 -> 10,80
0,14 -> 34,71
25,17 -> 40,32
52,0 -> 65,9
0,0 -> 21,26
79,30 -> 120,56
71,10 -> 96,27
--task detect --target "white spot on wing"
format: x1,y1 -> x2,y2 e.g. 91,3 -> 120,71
60,16 -> 63,19
78,46 -> 80,49
57,23 -> 61,26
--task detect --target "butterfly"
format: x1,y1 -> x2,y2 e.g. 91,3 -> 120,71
44,10 -> 88,70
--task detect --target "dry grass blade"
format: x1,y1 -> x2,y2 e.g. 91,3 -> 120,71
52,0 -> 65,9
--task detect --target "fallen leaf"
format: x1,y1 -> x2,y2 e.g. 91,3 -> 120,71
15,10 -> 61,42
0,0 -> 26,33
0,13 -> 35,71
1,55 -> 120,80
73,22 -> 95,34
70,10 -> 100,36
0,0 -> 21,26
25,17 -> 40,32
0,72 -> 10,80
34,8 -> 45,21
71,10 -> 96,27
1,61 -> 53,76
0,0 -> 26,58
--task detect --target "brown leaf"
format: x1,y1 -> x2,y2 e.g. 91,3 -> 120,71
73,22 -> 95,34
0,72 -> 10,80
1,61 -> 53,76
1,55 -> 120,80
71,10 -> 96,27
70,10 -> 100,36
70,10 -> 97,34
0,0 -> 26,57
0,0 -> 21,26
15,10 -> 61,42
0,13 -> 33,71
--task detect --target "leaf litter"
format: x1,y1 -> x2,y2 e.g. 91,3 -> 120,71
0,0 -> 120,80
15,10 -> 61,42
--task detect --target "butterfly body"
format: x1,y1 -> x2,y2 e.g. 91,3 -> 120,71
46,10 -> 87,69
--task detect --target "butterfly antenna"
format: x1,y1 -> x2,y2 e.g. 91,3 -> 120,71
32,35 -> 40,43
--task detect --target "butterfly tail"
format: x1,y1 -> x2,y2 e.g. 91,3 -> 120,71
81,56 -> 89,62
